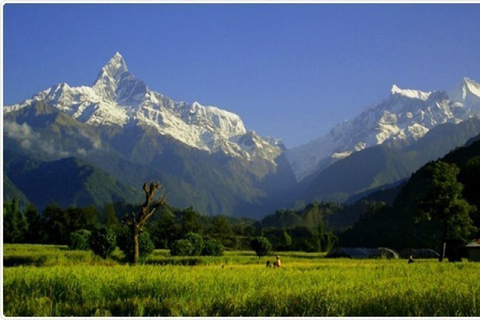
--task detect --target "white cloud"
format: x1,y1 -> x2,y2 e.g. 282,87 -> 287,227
4,121 -> 71,157
4,121 -> 39,149
79,128 -> 102,149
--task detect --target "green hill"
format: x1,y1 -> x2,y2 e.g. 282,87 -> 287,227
4,151 -> 142,211
3,174 -> 30,207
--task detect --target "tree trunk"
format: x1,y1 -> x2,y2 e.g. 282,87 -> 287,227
439,241 -> 447,262
133,231 -> 139,264
439,220 -> 448,262
123,182 -> 165,264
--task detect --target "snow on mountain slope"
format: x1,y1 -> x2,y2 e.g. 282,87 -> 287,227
450,77 -> 480,110
391,84 -> 431,100
4,52 -> 282,164
286,80 -> 480,181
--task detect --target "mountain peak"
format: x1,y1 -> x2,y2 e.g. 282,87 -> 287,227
450,77 -> 480,103
92,52 -> 131,100
463,77 -> 476,84
463,77 -> 480,96
391,84 -> 431,100
101,52 -> 128,79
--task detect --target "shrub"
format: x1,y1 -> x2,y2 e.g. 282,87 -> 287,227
170,239 -> 194,256
69,229 -> 91,250
251,236 -> 272,258
184,232 -> 204,256
202,239 -> 224,256
116,228 -> 155,262
89,227 -> 116,259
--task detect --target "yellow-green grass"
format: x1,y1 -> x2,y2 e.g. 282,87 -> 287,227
3,244 -> 480,316
3,244 -> 118,267
3,244 -> 324,267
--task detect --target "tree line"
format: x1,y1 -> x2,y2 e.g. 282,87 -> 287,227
3,193 -> 338,256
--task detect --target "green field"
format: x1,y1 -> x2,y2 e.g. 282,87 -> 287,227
3,244 -> 480,316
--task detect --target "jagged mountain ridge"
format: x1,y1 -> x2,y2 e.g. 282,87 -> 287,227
5,52 -> 283,165
286,78 -> 480,181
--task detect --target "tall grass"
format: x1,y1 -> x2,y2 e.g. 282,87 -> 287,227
3,245 -> 480,316
3,245 -> 324,267
3,244 -> 119,267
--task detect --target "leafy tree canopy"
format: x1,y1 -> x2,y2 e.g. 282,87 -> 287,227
251,236 -> 272,258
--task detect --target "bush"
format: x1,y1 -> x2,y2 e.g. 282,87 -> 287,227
251,236 -> 272,258
116,228 -> 155,262
89,227 -> 116,259
69,229 -> 91,250
202,239 -> 224,256
184,232 -> 204,256
170,239 -> 194,256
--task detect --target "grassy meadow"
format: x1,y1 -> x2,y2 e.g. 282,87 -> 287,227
3,244 -> 480,316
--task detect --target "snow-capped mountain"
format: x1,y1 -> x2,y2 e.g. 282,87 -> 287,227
5,52 -> 283,164
286,78 -> 480,181
4,52 -> 298,217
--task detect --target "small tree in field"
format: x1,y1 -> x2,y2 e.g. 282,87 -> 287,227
184,232 -> 204,256
122,182 -> 166,264
89,227 -> 116,259
69,229 -> 91,250
170,239 -> 194,256
203,239 -> 224,256
117,228 -> 155,262
251,236 -> 272,258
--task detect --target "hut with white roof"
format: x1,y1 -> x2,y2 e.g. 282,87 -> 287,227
466,239 -> 480,262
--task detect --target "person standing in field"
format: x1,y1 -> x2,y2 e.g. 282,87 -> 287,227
275,255 -> 282,267
408,255 -> 414,264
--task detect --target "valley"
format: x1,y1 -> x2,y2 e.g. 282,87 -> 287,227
4,4 -> 480,317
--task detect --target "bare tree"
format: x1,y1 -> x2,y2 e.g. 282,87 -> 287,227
123,181 -> 166,264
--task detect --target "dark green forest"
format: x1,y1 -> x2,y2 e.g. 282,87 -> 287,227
338,137 -> 480,252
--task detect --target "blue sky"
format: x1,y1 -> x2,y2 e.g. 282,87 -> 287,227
3,4 -> 480,148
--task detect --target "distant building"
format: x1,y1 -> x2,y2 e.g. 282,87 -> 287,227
400,248 -> 439,259
466,239 -> 480,262
325,247 -> 399,259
